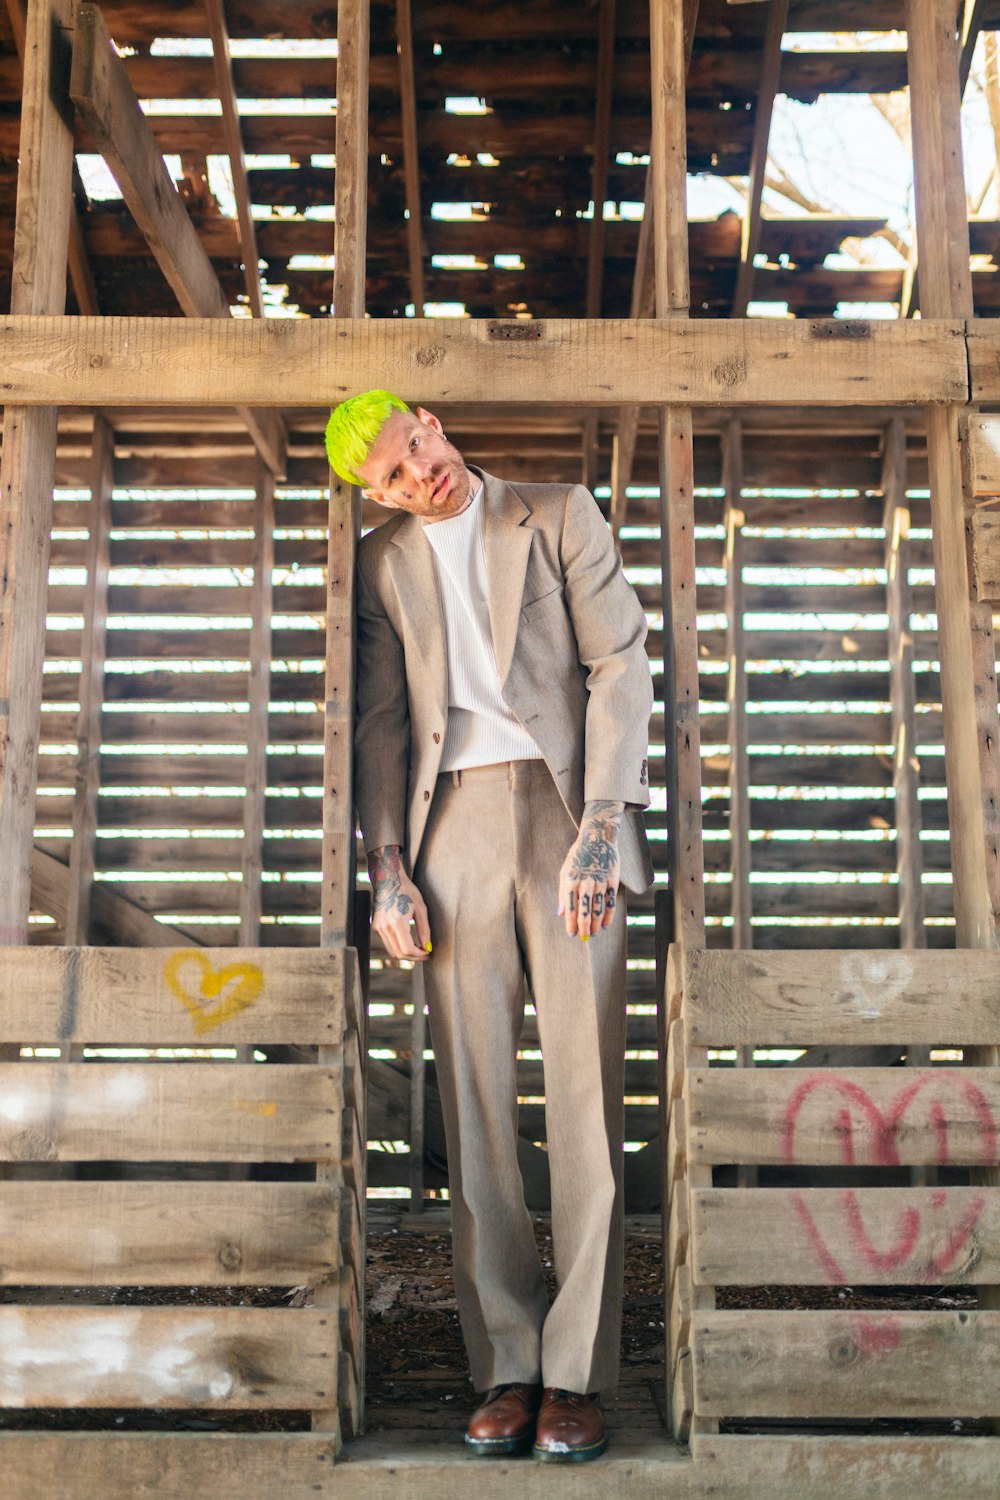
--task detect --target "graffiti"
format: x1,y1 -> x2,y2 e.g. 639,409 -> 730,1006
164,951 -> 264,1036
784,1071 -> 996,1285
851,1315 -> 902,1360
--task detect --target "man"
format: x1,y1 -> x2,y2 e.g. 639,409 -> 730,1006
325,390 -> 653,1463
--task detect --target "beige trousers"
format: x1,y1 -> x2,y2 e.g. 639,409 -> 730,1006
414,759 -> 626,1394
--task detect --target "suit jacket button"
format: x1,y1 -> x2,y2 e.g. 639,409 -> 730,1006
424,789 -> 431,801
433,732 -> 441,743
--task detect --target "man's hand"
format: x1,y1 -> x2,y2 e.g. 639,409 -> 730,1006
558,800 -> 624,940
368,845 -> 432,961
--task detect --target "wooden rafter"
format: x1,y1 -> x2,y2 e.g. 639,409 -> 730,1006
69,4 -> 285,476
730,0 -> 788,318
395,0 -> 425,316
205,0 -> 265,319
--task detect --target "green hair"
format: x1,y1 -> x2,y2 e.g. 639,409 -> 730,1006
324,389 -> 411,486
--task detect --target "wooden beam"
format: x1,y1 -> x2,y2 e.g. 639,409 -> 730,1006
585,0 -> 616,319
0,316 -> 971,408
610,165 -> 655,534
64,414 -> 112,946
31,846 -> 197,948
907,0 -> 999,948
730,0 -> 788,318
320,0 -> 369,1445
0,0 -> 76,942
959,0 -> 988,96
68,3 -> 284,476
205,0 -> 264,319
239,459 -> 274,944
395,0 -> 425,317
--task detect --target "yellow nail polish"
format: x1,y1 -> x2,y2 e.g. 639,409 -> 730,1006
580,934 -> 590,943
424,940 -> 433,953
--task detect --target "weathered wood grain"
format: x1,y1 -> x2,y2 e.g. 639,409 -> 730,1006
0,1063 -> 342,1161
0,1306 -> 336,1409
0,945 -> 345,1044
0,316 -> 970,407
687,1067 -> 1000,1168
681,949 -> 1000,1046
0,1180 -> 338,1285
692,1186 -> 1000,1286
694,1308 -> 1000,1418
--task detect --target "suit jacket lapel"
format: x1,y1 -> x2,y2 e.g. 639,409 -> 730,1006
480,471 -> 533,686
386,514 -> 448,723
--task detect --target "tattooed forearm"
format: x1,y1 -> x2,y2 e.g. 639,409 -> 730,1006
568,800 -> 624,881
368,845 -> 414,917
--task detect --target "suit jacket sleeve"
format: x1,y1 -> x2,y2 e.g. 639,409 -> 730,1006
559,484 -> 653,807
354,543 -> 410,854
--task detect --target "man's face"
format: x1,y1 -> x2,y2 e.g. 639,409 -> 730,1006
357,407 -> 473,522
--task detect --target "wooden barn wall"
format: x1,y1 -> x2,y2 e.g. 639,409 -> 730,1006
25,414 -> 977,1195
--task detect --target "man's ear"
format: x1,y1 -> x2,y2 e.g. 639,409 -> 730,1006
414,406 -> 444,436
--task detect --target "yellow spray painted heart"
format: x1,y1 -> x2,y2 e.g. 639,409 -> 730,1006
164,950 -> 264,1036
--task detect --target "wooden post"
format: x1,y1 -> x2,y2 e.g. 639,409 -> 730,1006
239,460 -> 275,946
395,0 -> 425,317
205,0 -> 265,319
723,417 -> 751,952
319,0 -> 369,1446
906,0 -> 1000,950
730,0 -> 787,318
0,0 -> 76,942
651,0 -> 710,1446
64,415 -> 113,947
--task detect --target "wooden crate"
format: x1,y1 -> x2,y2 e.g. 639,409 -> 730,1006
0,945 -> 365,1472
666,947 -> 1000,1472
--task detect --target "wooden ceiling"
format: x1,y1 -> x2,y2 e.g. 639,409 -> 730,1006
3,0 -> 1000,326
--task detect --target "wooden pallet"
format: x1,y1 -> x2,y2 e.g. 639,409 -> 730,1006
0,945 -> 364,1464
666,946 -> 1000,1474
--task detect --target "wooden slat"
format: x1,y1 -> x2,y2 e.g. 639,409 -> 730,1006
688,1067 -> 1000,1168
0,0 -> 76,940
972,507 -> 1000,601
961,412 -> 1000,499
239,459 -> 275,943
5,1431 -> 1000,1500
0,316 -> 972,408
694,1308 -> 1000,1419
205,0 -> 264,319
0,1306 -> 336,1409
0,1180 -> 337,1284
0,1062 -> 342,1162
395,0 -> 425,316
681,949 -> 1000,1046
693,1185 -> 1000,1286
730,0 -> 787,318
0,946 -> 346,1044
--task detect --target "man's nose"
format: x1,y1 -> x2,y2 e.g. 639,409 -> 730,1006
403,454 -> 432,484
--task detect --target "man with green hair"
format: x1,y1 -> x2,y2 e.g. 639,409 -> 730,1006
326,390 -> 653,1463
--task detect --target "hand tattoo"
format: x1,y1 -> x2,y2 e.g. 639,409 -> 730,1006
368,845 -> 414,917
568,800 -> 623,881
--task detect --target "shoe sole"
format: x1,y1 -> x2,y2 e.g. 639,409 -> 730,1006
532,1436 -> 608,1463
464,1432 -> 534,1457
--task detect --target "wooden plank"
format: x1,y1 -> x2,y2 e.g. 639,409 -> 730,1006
0,1062 -> 342,1162
64,414 -> 112,945
688,1067 -> 1000,1168
961,412 -> 1000,498
0,0 -> 76,941
395,0 -> 425,316
0,946 -> 346,1044
239,459 -> 274,943
723,417 -> 751,950
68,4 -> 284,476
730,0 -> 788,317
5,1431 -> 1000,1500
0,1180 -> 338,1285
0,1305 -> 336,1409
205,0 -> 264,319
972,507 -> 1000,600
585,0 -> 616,319
0,316 -> 972,408
882,415 -> 927,947
682,950 -> 1000,1047
694,1308 -> 1000,1418
692,1185 -> 1000,1286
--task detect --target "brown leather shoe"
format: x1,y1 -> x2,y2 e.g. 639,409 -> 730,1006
532,1387 -> 607,1462
465,1382 -> 543,1456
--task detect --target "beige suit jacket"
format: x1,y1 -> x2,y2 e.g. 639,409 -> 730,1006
354,469 -> 655,894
